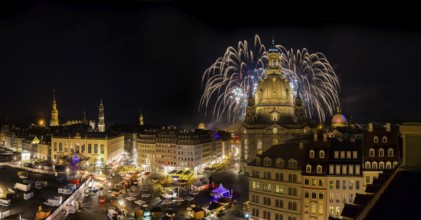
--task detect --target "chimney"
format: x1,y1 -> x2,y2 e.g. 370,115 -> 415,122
323,133 -> 327,142
299,141 -> 304,149
313,133 -> 318,141
368,123 -> 373,132
386,122 -> 391,132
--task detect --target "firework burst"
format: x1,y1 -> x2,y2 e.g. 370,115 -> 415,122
200,34 -> 340,123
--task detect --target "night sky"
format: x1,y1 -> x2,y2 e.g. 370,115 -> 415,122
1,1 -> 421,127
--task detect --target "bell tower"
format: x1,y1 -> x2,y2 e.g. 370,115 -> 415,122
98,99 -> 105,132
50,89 -> 59,126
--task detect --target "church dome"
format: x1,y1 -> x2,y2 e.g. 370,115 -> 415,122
255,74 -> 293,107
331,106 -> 348,128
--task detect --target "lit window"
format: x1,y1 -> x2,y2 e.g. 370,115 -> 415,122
306,164 -> 312,173
372,161 -> 378,170
388,148 -> 394,157
349,180 -> 354,189
374,136 -> 379,143
353,151 -> 358,159
335,165 -> 341,175
329,180 -> 333,189
342,165 -> 347,175
365,161 -> 371,170
369,148 -> 375,157
334,151 -> 339,159
382,136 -> 387,143
329,165 -> 334,174
346,151 -> 351,159
317,165 -> 323,174
379,161 -> 384,170
379,148 -> 384,157
309,150 -> 315,158
386,161 -> 392,169
349,165 -> 354,175
340,151 -> 345,159
319,150 -> 325,158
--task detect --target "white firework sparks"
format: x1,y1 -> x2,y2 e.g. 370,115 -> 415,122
200,34 -> 340,123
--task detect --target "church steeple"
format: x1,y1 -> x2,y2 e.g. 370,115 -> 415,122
138,111 -> 144,126
98,99 -> 105,132
267,37 -> 282,75
50,89 -> 59,126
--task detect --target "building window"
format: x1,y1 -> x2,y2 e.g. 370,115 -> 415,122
329,193 -> 334,202
334,151 -> 339,159
54,143 -> 57,151
319,179 -> 324,187
100,144 -> 104,154
317,165 -> 322,174
276,185 -> 284,194
342,180 -> 346,189
379,148 -> 384,157
88,144 -> 92,153
319,193 -> 324,199
349,194 -> 354,203
366,176 -> 370,183
94,144 -> 98,154
256,158 -> 261,165
340,151 -> 345,159
312,192 -> 317,199
329,180 -> 333,189
379,161 -> 385,170
374,136 -> 379,143
349,180 -> 354,189
305,191 -> 309,198
336,165 -> 341,175
288,160 -> 297,169
59,143 -> 62,152
81,144 -> 85,153
319,150 -> 325,158
393,161 -> 399,169
329,165 -> 334,174
336,180 -> 340,189
388,148 -> 394,157
315,205 -> 322,215
264,159 -> 272,167
369,148 -> 375,157
329,206 -> 334,216
372,161 -> 378,170
356,180 -> 360,190
305,178 -> 309,185
312,179 -> 316,186
346,151 -> 351,159
306,164 -> 312,173
382,136 -> 387,143
309,150 -> 315,158
252,182 -> 256,189
386,161 -> 392,169
353,151 -> 358,159
365,161 -> 371,170
342,165 -> 347,175
349,165 -> 354,175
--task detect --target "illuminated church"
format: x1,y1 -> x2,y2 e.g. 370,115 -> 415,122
240,39 -> 310,162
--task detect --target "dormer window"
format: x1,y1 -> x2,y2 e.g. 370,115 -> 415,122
374,136 -> 379,143
288,159 -> 297,169
276,158 -> 284,168
264,158 -> 272,167
369,148 -> 375,157
382,136 -> 388,143
309,150 -> 315,158
306,164 -> 312,173
379,148 -> 384,157
319,150 -> 325,159
317,165 -> 323,174
388,148 -> 394,157
272,112 -> 278,121
256,157 -> 261,165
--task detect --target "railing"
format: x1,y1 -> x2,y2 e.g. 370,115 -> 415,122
0,162 -> 55,175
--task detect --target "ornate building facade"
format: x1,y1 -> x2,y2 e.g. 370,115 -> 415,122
240,40 -> 309,162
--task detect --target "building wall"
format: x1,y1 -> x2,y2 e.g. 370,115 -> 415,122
36,143 -> 50,160
302,176 -> 327,220
400,123 -> 421,167
51,135 -> 123,165
326,176 -> 364,218
247,165 -> 302,220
